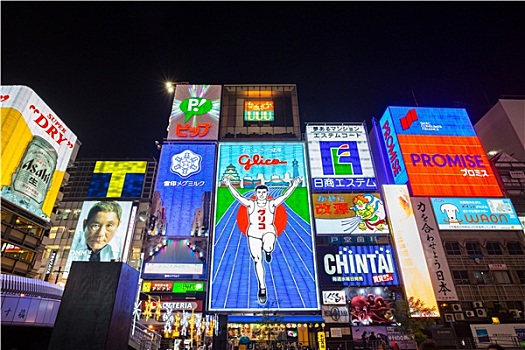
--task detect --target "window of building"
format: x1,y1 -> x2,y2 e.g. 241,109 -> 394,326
486,241 -> 503,255
517,271 -> 525,284
444,241 -> 462,255
452,270 -> 470,284
473,271 -> 492,284
466,241 -> 483,256
492,270 -> 512,284
507,242 -> 524,255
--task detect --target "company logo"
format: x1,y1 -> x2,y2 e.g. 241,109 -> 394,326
180,97 -> 212,122
381,120 -> 402,177
320,141 -> 362,176
170,150 -> 202,178
400,109 -> 418,130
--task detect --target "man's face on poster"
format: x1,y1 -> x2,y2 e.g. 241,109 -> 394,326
84,211 -> 120,252
256,188 -> 268,201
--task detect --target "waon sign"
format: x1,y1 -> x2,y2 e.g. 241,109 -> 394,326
379,107 -> 502,198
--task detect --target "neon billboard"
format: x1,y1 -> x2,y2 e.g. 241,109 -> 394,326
382,184 -> 440,317
244,100 -> 274,122
306,124 -> 377,192
209,142 -> 319,311
317,244 -> 400,286
166,85 -> 221,141
154,142 -> 215,237
63,200 -> 134,275
313,192 -> 389,235
87,161 -> 147,198
1,85 -> 78,221
430,197 -> 521,230
379,107 -> 503,197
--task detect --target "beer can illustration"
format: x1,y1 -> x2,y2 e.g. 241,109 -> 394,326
9,135 -> 58,214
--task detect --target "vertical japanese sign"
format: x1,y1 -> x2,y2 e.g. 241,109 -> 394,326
382,184 -> 440,317
154,142 -> 216,237
210,142 -> 319,311
411,197 -> 458,301
306,124 -> 377,192
166,85 -> 222,141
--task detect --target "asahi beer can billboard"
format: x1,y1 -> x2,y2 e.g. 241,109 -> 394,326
1,85 -> 78,221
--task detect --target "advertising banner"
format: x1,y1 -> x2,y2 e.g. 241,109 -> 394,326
346,286 -> 403,326
382,184 -> 440,317
166,84 -> 221,141
322,305 -> 350,323
313,192 -> 389,235
430,197 -> 521,230
87,161 -> 147,198
412,197 -> 458,301
322,290 -> 346,305
306,124 -> 377,192
209,142 -> 319,311
317,244 -> 399,287
154,143 -> 215,237
379,107 -> 502,197
142,239 -> 207,280
1,85 -> 78,221
63,200 -> 134,275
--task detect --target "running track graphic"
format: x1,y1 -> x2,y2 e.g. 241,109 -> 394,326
209,188 -> 319,311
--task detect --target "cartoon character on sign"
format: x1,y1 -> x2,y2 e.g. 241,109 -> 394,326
440,203 -> 462,225
223,176 -> 302,304
343,194 -> 386,233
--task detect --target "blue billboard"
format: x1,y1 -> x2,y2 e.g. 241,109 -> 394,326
154,142 -> 216,237
430,197 -> 522,230
317,244 -> 400,287
381,107 -> 476,137
210,142 -> 319,311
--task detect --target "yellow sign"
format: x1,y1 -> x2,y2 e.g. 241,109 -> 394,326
318,331 -> 327,350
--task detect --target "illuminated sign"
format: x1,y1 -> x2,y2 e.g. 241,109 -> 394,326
87,161 -> 147,198
306,124 -> 377,191
63,200 -> 134,275
210,142 -> 319,312
382,184 -> 440,317
318,244 -> 399,286
142,239 -> 207,280
412,197 -> 458,301
346,286 -> 403,326
379,107 -> 503,197
322,290 -> 346,305
313,192 -> 389,235
1,85 -> 78,221
166,84 -> 221,141
154,143 -> 215,237
244,100 -> 274,121
430,197 -> 521,230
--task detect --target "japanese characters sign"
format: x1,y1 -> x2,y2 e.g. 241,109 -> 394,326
210,142 -> 319,312
412,197 -> 458,301
167,84 -> 221,141
379,107 -> 503,197
313,192 -> 389,235
306,124 -> 377,192
430,197 -> 521,230
317,244 -> 400,286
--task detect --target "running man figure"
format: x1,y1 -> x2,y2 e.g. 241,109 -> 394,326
223,176 -> 302,304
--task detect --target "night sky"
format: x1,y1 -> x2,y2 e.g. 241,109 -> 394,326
2,2 -> 524,159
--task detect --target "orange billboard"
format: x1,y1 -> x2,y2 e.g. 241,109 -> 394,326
399,134 -> 502,197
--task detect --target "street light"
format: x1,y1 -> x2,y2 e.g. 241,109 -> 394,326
165,81 -> 189,93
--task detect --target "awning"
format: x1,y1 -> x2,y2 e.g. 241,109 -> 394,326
227,315 -> 325,323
